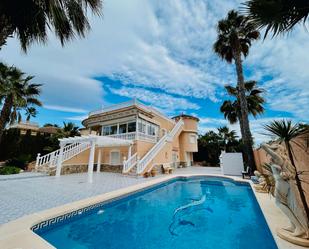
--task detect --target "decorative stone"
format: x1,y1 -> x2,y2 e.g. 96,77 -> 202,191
277,228 -> 309,247
253,170 -> 269,193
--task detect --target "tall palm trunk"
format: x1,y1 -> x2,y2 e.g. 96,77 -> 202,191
0,95 -> 13,143
233,49 -> 256,172
285,141 -> 309,223
237,110 -> 248,163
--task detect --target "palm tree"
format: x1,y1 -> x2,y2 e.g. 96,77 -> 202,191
0,0 -> 102,51
0,63 -> 42,142
263,119 -> 309,223
25,107 -> 37,121
62,122 -> 80,137
243,0 -> 309,37
43,123 -> 59,128
214,10 -> 260,172
217,126 -> 238,151
220,81 -> 265,123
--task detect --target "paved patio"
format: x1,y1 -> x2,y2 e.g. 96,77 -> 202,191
0,166 -> 221,225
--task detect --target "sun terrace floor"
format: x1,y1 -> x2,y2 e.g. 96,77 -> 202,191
0,166 -> 305,249
0,166 -> 221,225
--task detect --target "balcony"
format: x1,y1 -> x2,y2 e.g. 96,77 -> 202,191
105,132 -> 158,143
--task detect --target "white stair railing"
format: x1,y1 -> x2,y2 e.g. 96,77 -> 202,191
35,142 -> 91,170
122,153 -> 138,173
136,120 -> 184,174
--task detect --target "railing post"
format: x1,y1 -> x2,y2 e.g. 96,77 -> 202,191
128,145 -> 132,159
35,153 -> 41,170
122,156 -> 127,173
49,152 -> 54,167
56,144 -> 64,177
136,155 -> 140,174
87,140 -> 96,183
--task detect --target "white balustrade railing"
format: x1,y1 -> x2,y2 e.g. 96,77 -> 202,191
88,99 -> 175,125
35,142 -> 91,169
137,132 -> 158,143
108,132 -> 137,141
122,153 -> 138,173
136,134 -> 168,174
107,132 -> 157,143
136,120 -> 184,174
169,120 -> 184,138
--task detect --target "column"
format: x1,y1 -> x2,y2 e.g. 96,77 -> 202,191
87,141 -> 96,183
96,148 -> 102,173
136,117 -> 139,140
128,145 -> 132,159
56,144 -> 65,177
35,153 -> 40,171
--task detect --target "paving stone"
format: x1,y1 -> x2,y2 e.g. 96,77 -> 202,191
0,167 -> 221,224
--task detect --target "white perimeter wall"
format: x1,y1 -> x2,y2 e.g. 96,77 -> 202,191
220,152 -> 244,176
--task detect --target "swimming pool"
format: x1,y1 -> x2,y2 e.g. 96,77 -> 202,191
33,177 -> 278,249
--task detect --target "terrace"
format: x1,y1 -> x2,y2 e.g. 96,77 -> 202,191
0,167 -> 221,225
0,167 -> 301,249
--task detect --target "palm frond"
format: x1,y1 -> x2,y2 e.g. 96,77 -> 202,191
213,10 -> 260,62
0,0 -> 103,51
243,0 -> 309,37
263,119 -> 303,142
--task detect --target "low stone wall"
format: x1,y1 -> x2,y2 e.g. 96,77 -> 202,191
49,164 -> 88,176
99,164 -> 122,173
49,164 -> 123,176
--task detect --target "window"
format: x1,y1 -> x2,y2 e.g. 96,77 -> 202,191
138,118 -> 158,136
103,126 -> 111,136
138,120 -> 146,133
110,151 -> 120,165
147,125 -> 155,136
128,122 -> 136,132
110,125 -> 118,135
190,135 -> 196,144
119,123 -> 127,134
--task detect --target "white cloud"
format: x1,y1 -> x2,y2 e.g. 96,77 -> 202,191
66,115 -> 88,121
110,86 -> 200,114
199,117 -> 227,125
44,105 -> 88,113
0,0 -> 240,109
0,0 -> 307,125
245,27 -> 309,121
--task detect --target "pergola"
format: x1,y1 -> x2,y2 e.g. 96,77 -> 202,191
56,135 -> 133,183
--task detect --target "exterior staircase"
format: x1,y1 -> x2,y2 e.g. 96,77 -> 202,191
36,120 -> 184,176
35,142 -> 91,173
123,119 -> 184,176
122,153 -> 138,174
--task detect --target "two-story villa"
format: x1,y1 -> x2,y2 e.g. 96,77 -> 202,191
35,99 -> 199,181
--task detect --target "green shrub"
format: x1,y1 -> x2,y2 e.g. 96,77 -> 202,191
5,154 -> 32,170
0,166 -> 21,175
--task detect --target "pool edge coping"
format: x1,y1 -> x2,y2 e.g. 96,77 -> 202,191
0,173 -> 300,249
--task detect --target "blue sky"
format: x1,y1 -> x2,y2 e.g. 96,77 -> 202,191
0,0 -> 308,144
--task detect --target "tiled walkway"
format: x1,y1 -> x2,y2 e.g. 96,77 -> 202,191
0,166 -> 221,224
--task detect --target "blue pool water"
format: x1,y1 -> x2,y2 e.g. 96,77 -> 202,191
35,177 -> 278,249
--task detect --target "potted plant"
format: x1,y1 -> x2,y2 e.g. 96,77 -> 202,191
150,168 -> 157,177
